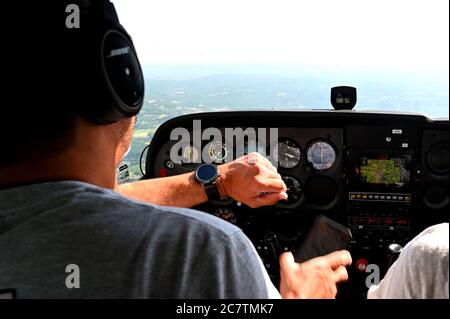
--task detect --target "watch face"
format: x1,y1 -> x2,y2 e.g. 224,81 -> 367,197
196,164 -> 218,183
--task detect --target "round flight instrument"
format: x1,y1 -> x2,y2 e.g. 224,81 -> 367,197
306,141 -> 336,171
207,141 -> 228,163
281,176 -> 303,205
278,139 -> 301,169
182,145 -> 200,163
214,208 -> 237,224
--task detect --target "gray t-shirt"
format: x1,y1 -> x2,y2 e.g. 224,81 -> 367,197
0,181 -> 280,298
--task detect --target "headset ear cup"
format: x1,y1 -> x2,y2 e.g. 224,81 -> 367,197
99,30 -> 144,123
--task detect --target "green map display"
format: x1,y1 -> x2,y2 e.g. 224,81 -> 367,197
360,158 -> 402,185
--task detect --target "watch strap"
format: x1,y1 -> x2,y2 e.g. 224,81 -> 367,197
204,180 -> 221,201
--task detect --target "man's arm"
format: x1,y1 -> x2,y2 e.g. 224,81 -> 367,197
118,153 -> 288,208
118,171 -> 209,208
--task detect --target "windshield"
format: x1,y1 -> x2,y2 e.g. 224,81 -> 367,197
113,0 -> 449,180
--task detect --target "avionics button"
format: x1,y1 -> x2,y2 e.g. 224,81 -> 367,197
404,196 -> 411,201
355,258 -> 369,272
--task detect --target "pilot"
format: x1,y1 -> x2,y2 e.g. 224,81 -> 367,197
0,1 -> 351,298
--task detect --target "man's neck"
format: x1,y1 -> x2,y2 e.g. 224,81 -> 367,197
0,148 -> 117,191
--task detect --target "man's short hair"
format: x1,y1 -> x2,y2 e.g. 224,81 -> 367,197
1,108 -> 77,166
2,2 -> 98,166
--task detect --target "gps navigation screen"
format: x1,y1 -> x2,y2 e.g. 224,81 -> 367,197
359,156 -> 411,187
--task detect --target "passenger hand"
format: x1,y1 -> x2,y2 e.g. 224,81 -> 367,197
218,152 -> 288,208
279,250 -> 352,299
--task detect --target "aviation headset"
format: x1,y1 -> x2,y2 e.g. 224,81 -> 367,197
71,0 -> 144,124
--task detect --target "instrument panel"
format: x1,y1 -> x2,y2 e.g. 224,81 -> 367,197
144,110 -> 449,299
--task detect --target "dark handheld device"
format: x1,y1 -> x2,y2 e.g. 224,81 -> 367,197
294,215 -> 352,263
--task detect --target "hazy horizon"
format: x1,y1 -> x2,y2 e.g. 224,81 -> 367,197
114,0 -> 449,70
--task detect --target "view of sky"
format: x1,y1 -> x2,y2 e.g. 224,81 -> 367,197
113,0 -> 449,71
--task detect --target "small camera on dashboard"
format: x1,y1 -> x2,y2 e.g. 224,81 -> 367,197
331,86 -> 357,110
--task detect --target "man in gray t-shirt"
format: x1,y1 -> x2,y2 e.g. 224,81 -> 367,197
0,179 -> 350,298
0,0 -> 351,299
0,181 -> 279,298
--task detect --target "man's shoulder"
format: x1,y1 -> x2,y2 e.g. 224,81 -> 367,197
405,223 -> 449,254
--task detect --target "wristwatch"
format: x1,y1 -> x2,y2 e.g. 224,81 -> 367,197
195,164 -> 221,201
